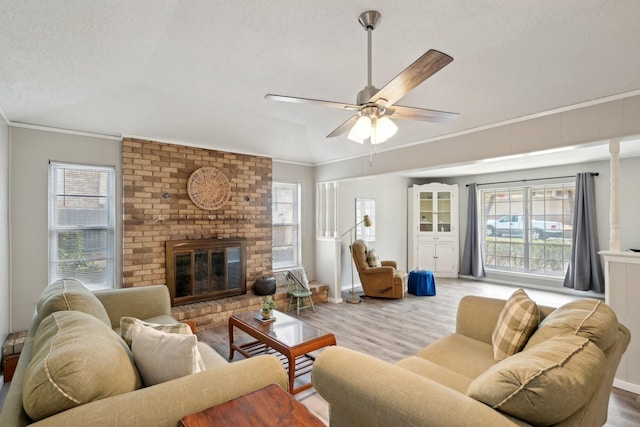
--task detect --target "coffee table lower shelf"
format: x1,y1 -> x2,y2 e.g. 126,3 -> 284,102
234,340 -> 316,385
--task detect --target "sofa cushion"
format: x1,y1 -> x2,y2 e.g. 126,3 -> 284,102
417,333 -> 496,381
396,356 -> 473,394
37,278 -> 111,327
366,248 -> 382,267
467,335 -> 606,426
119,316 -> 192,347
130,321 -> 202,386
22,311 -> 141,421
491,289 -> 539,361
525,299 -> 618,352
197,342 -> 230,369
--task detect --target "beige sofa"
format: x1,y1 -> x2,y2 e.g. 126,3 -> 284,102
313,293 -> 630,426
0,281 -> 288,426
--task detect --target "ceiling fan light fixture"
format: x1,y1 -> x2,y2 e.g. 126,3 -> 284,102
347,126 -> 365,143
373,116 -> 397,144
351,115 -> 372,140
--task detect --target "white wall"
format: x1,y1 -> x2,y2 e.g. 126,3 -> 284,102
10,127 -> 122,331
272,161 -> 316,280
0,116 -> 9,342
336,175 -> 420,290
617,155 -> 640,251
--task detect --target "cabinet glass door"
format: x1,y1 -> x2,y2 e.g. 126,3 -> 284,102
437,192 -> 452,233
419,192 -> 434,232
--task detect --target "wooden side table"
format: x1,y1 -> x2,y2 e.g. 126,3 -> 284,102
177,384 -> 324,427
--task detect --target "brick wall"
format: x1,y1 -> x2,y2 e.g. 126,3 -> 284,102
122,138 -> 272,291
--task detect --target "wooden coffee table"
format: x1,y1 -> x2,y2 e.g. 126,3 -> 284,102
228,309 -> 336,394
178,384 -> 324,426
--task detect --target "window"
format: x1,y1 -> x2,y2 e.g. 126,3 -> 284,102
355,198 -> 376,241
272,182 -> 300,269
48,162 -> 115,289
481,182 -> 574,277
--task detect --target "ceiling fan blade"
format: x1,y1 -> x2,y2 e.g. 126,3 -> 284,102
386,105 -> 459,123
265,94 -> 360,111
326,115 -> 359,138
368,50 -> 453,107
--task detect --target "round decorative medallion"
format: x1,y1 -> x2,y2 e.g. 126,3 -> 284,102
187,167 -> 230,210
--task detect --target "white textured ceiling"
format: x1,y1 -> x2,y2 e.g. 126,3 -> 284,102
1,1 -> 640,167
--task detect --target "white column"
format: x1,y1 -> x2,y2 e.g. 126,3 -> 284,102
609,140 -> 621,252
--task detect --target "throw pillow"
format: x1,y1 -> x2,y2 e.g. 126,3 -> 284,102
131,321 -> 202,386
524,299 -> 618,352
22,311 -> 141,421
37,278 -> 112,327
491,289 -> 539,361
467,335 -> 606,426
366,248 -> 382,268
120,316 -> 192,347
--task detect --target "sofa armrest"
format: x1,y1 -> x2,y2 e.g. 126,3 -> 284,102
94,285 -> 172,329
31,355 -> 288,427
313,347 -> 526,427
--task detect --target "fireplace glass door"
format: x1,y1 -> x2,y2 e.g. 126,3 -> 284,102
166,239 -> 246,305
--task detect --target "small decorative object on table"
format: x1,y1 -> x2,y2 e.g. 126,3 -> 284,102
260,296 -> 277,320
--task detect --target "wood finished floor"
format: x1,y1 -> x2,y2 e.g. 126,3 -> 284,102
198,277 -> 640,427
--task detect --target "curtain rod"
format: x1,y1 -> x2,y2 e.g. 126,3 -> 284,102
465,172 -> 599,187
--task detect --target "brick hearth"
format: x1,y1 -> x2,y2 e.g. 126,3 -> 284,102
171,282 -> 329,331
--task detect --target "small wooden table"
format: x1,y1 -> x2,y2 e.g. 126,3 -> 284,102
177,384 -> 325,427
228,309 -> 336,394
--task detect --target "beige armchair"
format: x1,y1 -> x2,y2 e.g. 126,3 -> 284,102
350,240 -> 404,299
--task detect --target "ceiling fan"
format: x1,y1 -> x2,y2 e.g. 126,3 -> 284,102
265,10 -> 459,145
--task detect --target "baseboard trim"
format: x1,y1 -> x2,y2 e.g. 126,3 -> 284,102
327,297 -> 343,304
613,379 -> 640,394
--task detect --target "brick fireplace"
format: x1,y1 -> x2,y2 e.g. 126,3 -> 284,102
122,138 -> 273,298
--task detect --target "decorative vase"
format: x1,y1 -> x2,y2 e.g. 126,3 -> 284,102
254,276 -> 276,296
261,309 -> 272,319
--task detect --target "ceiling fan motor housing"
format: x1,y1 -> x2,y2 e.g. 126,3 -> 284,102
357,85 -> 380,105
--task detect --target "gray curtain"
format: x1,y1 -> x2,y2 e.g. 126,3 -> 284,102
563,173 -> 604,292
461,183 -> 485,277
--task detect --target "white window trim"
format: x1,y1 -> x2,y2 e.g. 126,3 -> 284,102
480,181 -> 575,278
48,161 -> 116,289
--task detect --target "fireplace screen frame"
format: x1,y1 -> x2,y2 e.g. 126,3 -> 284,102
165,238 -> 246,306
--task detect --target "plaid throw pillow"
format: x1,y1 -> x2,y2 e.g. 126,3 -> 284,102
366,248 -> 382,267
120,317 -> 192,348
492,289 -> 539,361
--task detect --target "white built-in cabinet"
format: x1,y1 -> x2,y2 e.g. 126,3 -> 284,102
600,251 -> 640,394
408,183 -> 459,277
